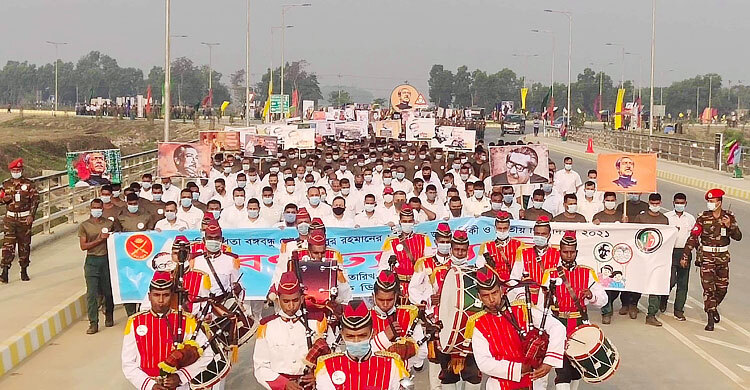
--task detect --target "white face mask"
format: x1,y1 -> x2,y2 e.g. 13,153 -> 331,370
585,189 -> 595,198
234,196 -> 245,207
401,223 -> 414,234
437,242 -> 451,255
564,163 -> 573,171
242,164 -> 251,171
383,194 -> 394,203
649,205 -> 661,213
248,175 -> 258,182
205,240 -> 222,253
474,192 -> 484,200
165,211 -> 176,221
674,204 -> 686,213
496,230 -> 510,240
532,201 -> 544,209
247,209 -> 260,219
11,171 -> 22,179
383,178 -> 393,185
364,203 -> 376,213
706,201 -> 718,211
341,188 -> 351,196
286,185 -> 296,194
491,202 -> 503,211
604,201 -> 617,210
237,181 -> 247,188
141,182 -> 152,190
452,254 -> 468,265
223,167 -> 232,174
364,175 -> 373,182
566,204 -> 578,214
309,196 -> 321,206
460,174 -> 469,181
101,195 -> 111,204
375,165 -> 383,172
263,196 -> 273,205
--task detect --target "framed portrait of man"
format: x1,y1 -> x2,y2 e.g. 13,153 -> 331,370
597,153 -> 657,193
489,145 -> 550,185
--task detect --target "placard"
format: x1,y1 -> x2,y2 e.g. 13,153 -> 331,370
373,120 -> 401,139
66,149 -> 122,187
597,153 -> 658,193
282,128 -> 316,150
431,126 -> 476,151
406,117 -> 436,141
199,130 -> 241,152
157,142 -> 212,178
244,134 -> 278,158
489,145 -> 550,185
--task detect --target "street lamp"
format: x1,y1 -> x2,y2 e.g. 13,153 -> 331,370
605,42 -> 626,88
201,42 -> 220,108
171,34 -> 188,107
164,0 -> 173,141
648,0 -> 656,136
46,41 -> 68,116
246,0 -> 251,125
532,29 -> 555,131
269,26 -> 294,122
625,52 -> 643,130
512,53 -> 539,88
544,9 -> 572,128
590,62 -> 614,118
280,3 -> 312,103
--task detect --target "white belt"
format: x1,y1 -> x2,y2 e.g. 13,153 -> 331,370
702,246 -> 728,253
6,211 -> 30,218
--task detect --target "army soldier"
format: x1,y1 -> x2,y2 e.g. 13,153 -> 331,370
681,189 -> 742,331
117,193 -> 154,315
78,198 -> 116,334
1,158 -> 39,283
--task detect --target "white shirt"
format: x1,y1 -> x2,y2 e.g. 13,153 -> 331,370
391,178 -> 414,194
553,169 -> 582,195
422,199 -> 449,221
177,205 -> 204,229
198,183 -> 215,204
210,191 -> 233,210
665,210 -> 697,248
260,202 -> 283,225
219,205 -> 248,229
335,169 -> 355,183
577,197 -> 604,222
353,210 -> 384,228
138,188 -> 154,201
323,213 -> 354,227
237,216 -> 267,228
379,204 -> 399,224
543,189 -> 564,216
243,179 -> 264,199
192,253 -> 239,297
154,218 -> 188,232
161,185 -> 181,204
500,201 -> 522,219
306,202 -> 333,220
464,196 -> 491,217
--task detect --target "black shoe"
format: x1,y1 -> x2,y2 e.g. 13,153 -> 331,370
0,267 -> 8,284
105,314 -> 114,327
86,323 -> 98,335
705,312 -> 715,331
713,310 -> 721,323
659,297 -> 668,313
20,267 -> 30,281
674,310 -> 686,321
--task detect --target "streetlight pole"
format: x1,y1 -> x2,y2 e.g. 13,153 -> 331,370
696,87 -> 700,122
512,53 -> 539,88
648,0 -> 656,136
170,34 -> 188,108
201,42 -> 220,108
280,3 -> 311,107
46,41 -> 68,116
606,43 -> 625,88
246,0 -> 251,125
545,9 -> 572,128
531,29 -> 555,127
164,0 -> 171,141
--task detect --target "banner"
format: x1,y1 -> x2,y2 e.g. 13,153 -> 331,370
521,88 -> 528,111
243,134 -> 278,158
614,88 -> 625,129
373,120 -> 401,139
431,126 -> 476,151
489,145 -> 550,186
66,149 -> 122,188
390,84 -> 422,112
302,100 -> 315,120
336,121 -> 368,140
157,142 -> 212,178
199,131 -> 241,152
282,128 -> 315,150
107,218 -> 673,303
596,153 -> 657,193
406,118 -> 436,141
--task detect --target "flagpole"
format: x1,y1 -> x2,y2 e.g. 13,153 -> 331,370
164,0 -> 171,142
245,0 -> 251,126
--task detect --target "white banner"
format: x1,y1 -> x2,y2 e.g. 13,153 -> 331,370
406,117 -> 436,141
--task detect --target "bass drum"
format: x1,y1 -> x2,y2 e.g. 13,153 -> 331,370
438,266 -> 482,355
565,324 -> 620,383
208,297 -> 255,351
190,345 -> 231,389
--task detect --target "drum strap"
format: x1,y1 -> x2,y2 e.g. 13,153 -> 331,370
556,266 -> 589,322
205,255 -> 228,296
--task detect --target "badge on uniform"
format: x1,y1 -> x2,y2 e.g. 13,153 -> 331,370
331,370 -> 346,385
137,222 -> 145,230
21,184 -> 28,191
158,209 -> 164,215
396,244 -> 404,252
136,325 -> 148,336
721,228 -> 727,236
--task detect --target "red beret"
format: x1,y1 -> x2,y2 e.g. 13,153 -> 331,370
375,270 -> 398,292
172,235 -> 190,249
495,211 -> 511,222
8,158 -> 23,170
383,187 -> 394,195
297,207 -> 311,222
535,215 -> 551,227
436,222 -> 452,238
705,188 -> 725,200
476,266 -> 499,289
277,271 -> 301,295
204,220 -> 222,238
452,229 -> 469,244
308,229 -> 326,246
342,300 -> 372,330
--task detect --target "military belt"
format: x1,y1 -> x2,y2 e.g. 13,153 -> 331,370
6,211 -> 30,218
702,246 -> 728,253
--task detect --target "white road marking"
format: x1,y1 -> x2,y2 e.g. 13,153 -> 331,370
666,298 -> 693,310
695,334 -> 750,354
739,365 -> 750,373
637,303 -> 748,389
688,295 -> 750,339
683,316 -> 726,331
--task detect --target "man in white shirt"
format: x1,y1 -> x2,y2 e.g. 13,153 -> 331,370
139,174 -> 154,201
361,167 -> 382,202
391,165 -> 414,194
553,156 -> 582,195
339,178 -> 360,216
455,164 -> 479,195
154,201 -> 189,231
577,181 -> 604,222
447,195 -> 467,219
305,186 -> 332,220
242,167 -> 264,200
237,198 -> 267,228
197,178 -> 215,204
421,184 -> 448,221
542,178 -> 564,217
212,160 -> 237,191
464,181 -> 491,217
259,186 -> 282,225
414,165 -> 443,193
176,189 -> 204,229
499,185 -> 522,219
663,192 -> 696,321
219,188 -> 248,229
378,187 -> 399,226
210,178 -> 233,209
324,196 -> 354,227
160,176 -> 181,204
335,161 -> 355,183
276,177 -> 303,207
354,194 -> 382,228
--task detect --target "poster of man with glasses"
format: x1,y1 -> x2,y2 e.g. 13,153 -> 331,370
489,145 -> 550,185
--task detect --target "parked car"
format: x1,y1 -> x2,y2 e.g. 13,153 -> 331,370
501,113 -> 526,135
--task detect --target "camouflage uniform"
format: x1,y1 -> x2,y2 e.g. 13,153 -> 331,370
1,175 -> 39,270
682,209 -> 742,313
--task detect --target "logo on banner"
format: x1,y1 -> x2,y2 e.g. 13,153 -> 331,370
635,228 -> 663,254
594,242 -> 614,262
125,234 -> 154,260
612,243 -> 633,264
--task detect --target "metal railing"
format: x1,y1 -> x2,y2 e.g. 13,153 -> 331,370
1,149 -> 158,236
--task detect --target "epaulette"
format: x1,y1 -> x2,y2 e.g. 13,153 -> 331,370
464,310 -> 487,340
373,350 -> 402,361
259,314 -> 279,326
374,350 -> 409,378
123,310 -> 151,335
315,352 -> 345,376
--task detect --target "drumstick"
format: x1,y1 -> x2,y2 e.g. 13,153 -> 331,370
568,336 -> 586,345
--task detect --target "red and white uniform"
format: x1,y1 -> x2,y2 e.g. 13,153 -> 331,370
121,310 -> 214,390
141,269 -> 211,316
512,246 -> 561,305
541,266 -> 608,334
479,239 -> 525,281
379,234 -> 434,298
314,351 -> 408,390
467,306 -> 566,390
370,305 -> 428,369
408,254 -> 451,306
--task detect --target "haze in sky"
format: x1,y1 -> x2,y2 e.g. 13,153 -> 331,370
2,0 -> 747,99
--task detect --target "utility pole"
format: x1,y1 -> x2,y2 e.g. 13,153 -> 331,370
648,0 -> 656,136
280,3 -> 311,110
696,87 -> 700,122
46,41 -> 68,116
545,9 -> 572,128
246,0 -> 251,125
164,0 -> 171,141
201,42 -> 220,108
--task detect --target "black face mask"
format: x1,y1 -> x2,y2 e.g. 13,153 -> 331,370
332,207 -> 345,216
355,183 -> 363,189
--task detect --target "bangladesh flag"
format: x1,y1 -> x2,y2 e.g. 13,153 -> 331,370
540,87 -> 552,117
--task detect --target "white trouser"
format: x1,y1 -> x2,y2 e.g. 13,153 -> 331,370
533,373 -> 549,390
555,380 -> 580,390
428,361 -> 442,390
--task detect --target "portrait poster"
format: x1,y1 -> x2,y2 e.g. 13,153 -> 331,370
336,121 -> 367,140
373,120 -> 401,139
243,134 -> 278,158
312,111 -> 326,120
344,107 -> 356,121
597,153 -> 657,193
224,126 -> 257,151
430,126 -> 476,151
313,120 -> 336,137
282,128 -> 316,150
66,149 -> 122,188
157,142 -> 211,178
199,130 -> 241,152
257,124 -> 297,139
488,145 -> 550,186
406,117 -> 436,141
390,84 -> 421,112
302,100 -> 315,119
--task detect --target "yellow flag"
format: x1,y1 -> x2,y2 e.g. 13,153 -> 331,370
614,88 -> 625,129
521,88 -> 529,111
262,78 -> 273,121
220,101 -> 230,113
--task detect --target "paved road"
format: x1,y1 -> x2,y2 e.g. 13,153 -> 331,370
1,130 -> 749,389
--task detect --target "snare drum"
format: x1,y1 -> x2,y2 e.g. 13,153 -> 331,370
291,260 -> 338,308
190,345 -> 231,389
438,266 -> 482,355
208,297 -> 255,351
565,324 -> 620,383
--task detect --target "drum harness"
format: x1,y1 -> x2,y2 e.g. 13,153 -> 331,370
556,265 -> 589,348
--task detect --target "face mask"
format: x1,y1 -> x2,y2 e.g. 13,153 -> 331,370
223,167 -> 232,174
452,254 -> 468,265
101,196 -> 111,204
309,196 -> 321,206
279,161 -> 287,167
296,173 -> 304,180
341,188 -> 351,196
373,304 -> 396,318
533,235 -> 548,247
474,192 -> 484,200
375,165 -> 383,172
90,209 -> 103,218
180,198 -> 193,208
112,190 -> 121,197
162,182 -> 172,190
503,194 -> 514,204
396,172 -> 405,180
437,242 -> 451,255
205,240 -> 222,253
628,194 -> 640,202
127,205 -> 139,213
263,197 -> 273,205
211,210 -> 221,219
332,207 -> 345,216
706,202 -> 717,211
192,192 -> 199,200
409,155 -> 416,161
165,211 -> 176,221
649,205 -> 661,213
491,202 -> 503,211
585,189 -> 595,198
452,164 -> 461,170
242,164 -> 251,171
153,194 -> 162,202
461,158 -> 468,164
333,156 -> 340,161
297,222 -> 310,235
248,175 -> 258,183
270,167 -> 280,173
142,182 -> 152,190
237,181 -> 247,188
345,339 -> 371,359
234,197 -> 245,207
566,205 -> 578,213
496,230 -> 510,240
248,209 -> 260,219
383,178 -> 393,185
543,184 -> 553,193
283,213 -> 296,224
364,204 -> 376,213
436,154 -> 443,160
300,153 -> 307,159
383,194 -> 394,203
305,166 -> 313,173
674,204 -> 686,212
443,182 -> 452,188
339,165 -> 346,172
286,185 -> 296,194
364,175 -> 373,182
357,162 -> 365,167
460,174 -> 469,181
604,200 -> 617,210
532,201 -> 543,209
401,223 -> 414,234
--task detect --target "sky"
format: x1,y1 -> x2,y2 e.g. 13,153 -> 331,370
2,0 -> 748,100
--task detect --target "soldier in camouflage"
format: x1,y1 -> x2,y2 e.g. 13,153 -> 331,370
1,158 -> 40,283
681,188 -> 742,331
